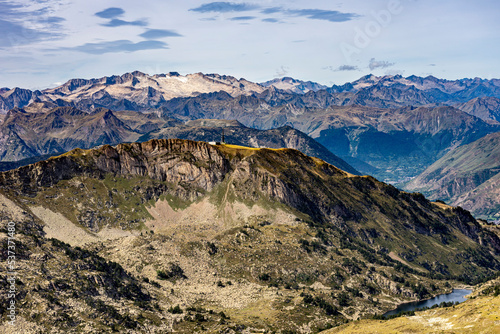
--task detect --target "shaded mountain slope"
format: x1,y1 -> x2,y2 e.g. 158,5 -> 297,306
455,96 -> 500,123
405,132 -> 500,220
0,107 -> 142,161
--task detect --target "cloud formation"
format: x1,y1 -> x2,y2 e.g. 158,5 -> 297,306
262,18 -> 279,23
336,65 -> 359,71
190,2 -> 359,23
385,69 -> 404,76
102,19 -> 148,27
287,9 -> 358,22
274,66 -> 289,78
230,16 -> 256,21
139,29 -> 182,39
261,7 -> 283,14
189,2 -> 259,13
65,40 -> 168,54
369,58 -> 395,71
0,18 -> 48,47
0,2 -> 64,47
95,8 -> 125,19
95,7 -> 147,27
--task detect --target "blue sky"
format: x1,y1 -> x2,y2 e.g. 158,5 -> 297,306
1,0 -> 499,89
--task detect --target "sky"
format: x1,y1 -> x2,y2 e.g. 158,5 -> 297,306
1,0 -> 499,90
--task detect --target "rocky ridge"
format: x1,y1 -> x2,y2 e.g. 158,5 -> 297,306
261,77 -> 328,94
455,96 -> 500,123
0,71 -> 265,113
0,106 -> 359,176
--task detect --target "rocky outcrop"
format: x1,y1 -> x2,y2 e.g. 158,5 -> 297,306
141,122 -> 359,175
0,139 -> 230,198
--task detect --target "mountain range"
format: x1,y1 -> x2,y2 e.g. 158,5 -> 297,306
0,71 -> 264,113
0,106 -> 358,175
1,70 -> 500,219
2,72 -> 500,118
1,138 -> 499,332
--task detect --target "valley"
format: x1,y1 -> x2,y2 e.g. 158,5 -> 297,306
405,132 -> 500,221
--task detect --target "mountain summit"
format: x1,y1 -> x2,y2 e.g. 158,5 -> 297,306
261,77 -> 328,94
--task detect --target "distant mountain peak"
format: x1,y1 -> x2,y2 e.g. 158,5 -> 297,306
261,77 -> 327,94
30,71 -> 265,112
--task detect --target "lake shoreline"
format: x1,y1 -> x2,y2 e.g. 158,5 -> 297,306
382,288 -> 473,318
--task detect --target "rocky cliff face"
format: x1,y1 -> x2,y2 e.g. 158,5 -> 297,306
139,121 -> 359,175
0,139 -> 230,198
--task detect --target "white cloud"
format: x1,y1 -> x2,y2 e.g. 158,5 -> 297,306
369,58 -> 394,71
